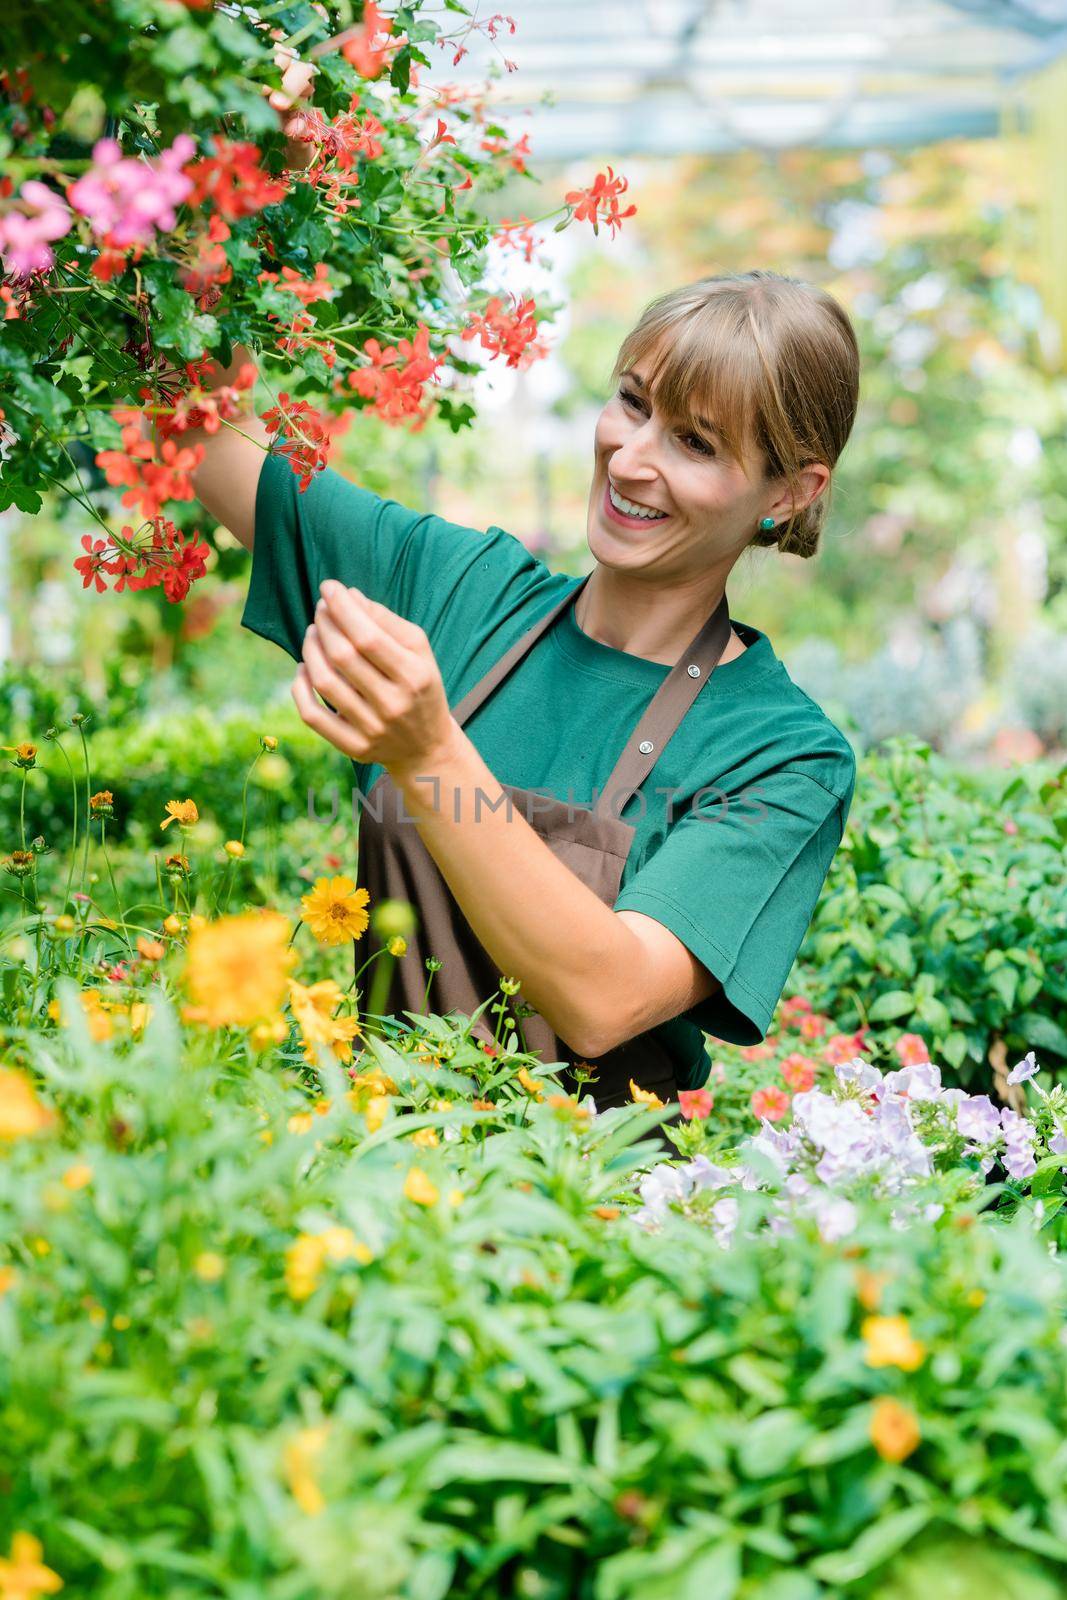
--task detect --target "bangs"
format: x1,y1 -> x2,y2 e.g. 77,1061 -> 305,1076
610,299 -> 767,472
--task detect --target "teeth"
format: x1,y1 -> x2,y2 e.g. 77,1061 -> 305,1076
608,481 -> 667,520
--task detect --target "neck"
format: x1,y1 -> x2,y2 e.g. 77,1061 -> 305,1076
573,566 -> 732,666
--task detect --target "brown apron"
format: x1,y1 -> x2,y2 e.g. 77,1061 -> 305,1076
354,574 -> 733,1109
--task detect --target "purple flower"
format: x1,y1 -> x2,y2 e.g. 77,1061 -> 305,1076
1007,1050 -> 1039,1087
957,1095 -> 1002,1145
1050,1131 -> 1067,1156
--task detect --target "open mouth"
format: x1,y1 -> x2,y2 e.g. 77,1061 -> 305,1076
604,480 -> 669,526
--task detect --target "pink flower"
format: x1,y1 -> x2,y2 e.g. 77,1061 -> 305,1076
69,135 -> 195,248
751,1086 -> 790,1122
678,1088 -> 714,1121
894,1032 -> 930,1067
781,1053 -> 816,1093
0,179 -> 72,276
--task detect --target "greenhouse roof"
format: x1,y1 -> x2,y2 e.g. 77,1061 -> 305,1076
455,0 -> 1067,158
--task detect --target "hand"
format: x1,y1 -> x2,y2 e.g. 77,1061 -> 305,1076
293,580 -> 459,774
265,41 -> 318,171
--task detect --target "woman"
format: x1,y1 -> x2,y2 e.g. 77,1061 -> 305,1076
188,270 -> 859,1109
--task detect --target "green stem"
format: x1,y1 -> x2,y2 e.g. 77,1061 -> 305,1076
53,734 -> 80,914
77,722 -> 93,890
100,821 -> 132,950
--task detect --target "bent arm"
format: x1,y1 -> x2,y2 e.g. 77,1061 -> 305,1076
389,728 -> 720,1059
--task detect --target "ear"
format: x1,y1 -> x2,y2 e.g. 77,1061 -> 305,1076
771,461 -> 830,523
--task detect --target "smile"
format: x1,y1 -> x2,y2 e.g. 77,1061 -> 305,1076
606,480 -> 668,523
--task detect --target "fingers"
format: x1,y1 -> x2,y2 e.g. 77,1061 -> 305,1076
291,664 -> 368,761
302,623 -> 384,734
317,581 -> 425,681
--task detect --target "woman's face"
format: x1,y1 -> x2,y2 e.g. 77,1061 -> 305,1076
587,355 -> 782,581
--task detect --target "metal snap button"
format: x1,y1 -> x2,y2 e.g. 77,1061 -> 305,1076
687,664 -> 701,678
638,739 -> 654,754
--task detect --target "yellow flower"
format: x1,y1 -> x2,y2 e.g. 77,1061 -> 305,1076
412,1127 -> 439,1148
0,1069 -> 55,1140
194,1252 -> 225,1282
0,1530 -> 63,1597
348,1070 -> 397,1097
447,1189 -> 464,1208
160,798 -> 199,831
288,1111 -> 315,1135
128,1001 -> 151,1036
249,1016 -> 288,1052
182,910 -> 296,1028
89,790 -> 113,817
77,989 -> 113,1043
629,1078 -> 665,1109
299,875 -> 370,946
288,979 -> 362,1065
862,1315 -> 927,1372
0,1267 -> 18,1296
61,1163 -> 92,1191
869,1397 -> 921,1462
4,742 -> 38,768
284,1228 -> 369,1300
112,1313 -> 131,1331
362,1094 -> 391,1133
224,840 -> 245,859
516,1067 -> 544,1100
261,735 -> 278,751
283,1423 -> 330,1516
387,936 -> 407,957
163,913 -> 183,937
52,915 -> 76,937
403,1166 -> 439,1207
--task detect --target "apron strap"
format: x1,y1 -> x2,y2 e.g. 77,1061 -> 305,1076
451,576 -> 591,728
592,591 -> 733,820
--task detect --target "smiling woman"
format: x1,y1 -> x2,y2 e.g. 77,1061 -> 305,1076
195,269 -> 861,1109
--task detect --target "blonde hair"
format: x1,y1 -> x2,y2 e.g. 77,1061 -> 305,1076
609,270 -> 860,559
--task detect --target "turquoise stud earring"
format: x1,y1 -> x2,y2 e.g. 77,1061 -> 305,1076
759,516 -> 776,531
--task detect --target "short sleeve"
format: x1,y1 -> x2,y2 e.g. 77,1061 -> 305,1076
240,451 -> 556,686
613,768 -> 850,1045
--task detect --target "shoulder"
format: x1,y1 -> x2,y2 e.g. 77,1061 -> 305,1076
711,626 -> 857,810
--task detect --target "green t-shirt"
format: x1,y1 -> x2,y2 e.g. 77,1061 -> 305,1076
241,452 -> 857,1088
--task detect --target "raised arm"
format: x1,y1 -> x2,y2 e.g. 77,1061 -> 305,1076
182,346 -> 271,553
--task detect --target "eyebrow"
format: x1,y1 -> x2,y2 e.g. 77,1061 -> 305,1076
620,368 -> 723,441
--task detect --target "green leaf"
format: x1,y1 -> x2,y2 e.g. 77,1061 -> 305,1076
810,1506 -> 934,1584
868,990 -> 915,1022
737,1409 -> 815,1479
1016,1013 -> 1067,1058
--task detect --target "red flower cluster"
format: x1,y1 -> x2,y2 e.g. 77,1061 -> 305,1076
340,0 -> 398,79
184,137 -> 288,220
347,322 -> 443,428
460,292 -> 548,370
179,215 -> 233,310
155,360 -> 257,440
493,215 -> 539,264
74,518 -> 210,603
95,408 -> 204,520
260,393 -> 336,490
564,166 -> 638,238
256,263 -> 332,306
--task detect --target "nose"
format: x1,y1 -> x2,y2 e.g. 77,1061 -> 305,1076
608,424 -> 660,484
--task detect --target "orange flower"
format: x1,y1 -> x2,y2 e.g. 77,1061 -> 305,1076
0,1069 -> 56,1140
160,798 -> 198,830
0,1530 -> 63,1597
869,1397 -> 920,1462
182,910 -> 296,1028
630,1078 -> 665,1109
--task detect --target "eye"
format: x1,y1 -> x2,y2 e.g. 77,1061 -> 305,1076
683,431 -> 716,458
619,387 -> 646,413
